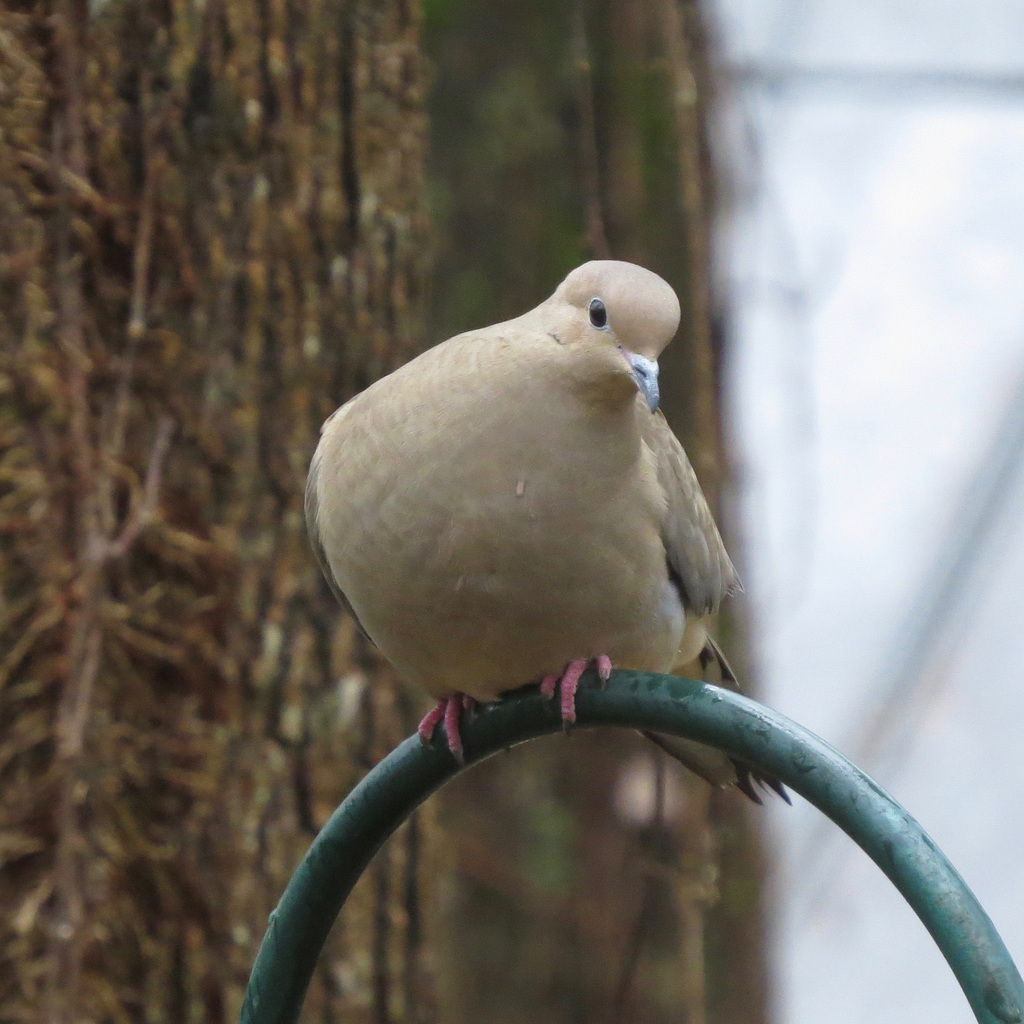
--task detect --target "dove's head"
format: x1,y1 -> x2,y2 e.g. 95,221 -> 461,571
550,260 -> 680,413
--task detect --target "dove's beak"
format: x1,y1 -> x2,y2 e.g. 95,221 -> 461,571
626,352 -> 660,413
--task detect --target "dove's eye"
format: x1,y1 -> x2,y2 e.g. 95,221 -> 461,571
589,297 -> 608,329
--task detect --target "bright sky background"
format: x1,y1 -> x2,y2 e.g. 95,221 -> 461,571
713,2 -> 1024,1020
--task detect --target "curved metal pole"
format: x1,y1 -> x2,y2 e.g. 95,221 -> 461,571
239,671 -> 1024,1024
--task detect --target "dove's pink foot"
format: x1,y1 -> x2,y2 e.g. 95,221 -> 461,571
418,693 -> 476,764
541,656 -> 614,726
417,701 -> 445,742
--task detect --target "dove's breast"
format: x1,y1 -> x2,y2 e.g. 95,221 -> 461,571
311,337 -> 685,699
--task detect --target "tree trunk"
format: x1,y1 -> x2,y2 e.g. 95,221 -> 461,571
424,0 -> 773,1021
0,2 -> 434,1022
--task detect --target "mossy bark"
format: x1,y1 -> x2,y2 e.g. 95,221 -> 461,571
0,2 -> 435,1021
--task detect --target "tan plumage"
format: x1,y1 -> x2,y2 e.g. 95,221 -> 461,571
307,260 -> 779,798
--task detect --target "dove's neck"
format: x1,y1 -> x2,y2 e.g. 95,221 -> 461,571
531,375 -> 645,488
558,346 -> 640,416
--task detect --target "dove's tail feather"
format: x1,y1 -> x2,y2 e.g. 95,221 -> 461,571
642,637 -> 791,806
698,633 -> 738,684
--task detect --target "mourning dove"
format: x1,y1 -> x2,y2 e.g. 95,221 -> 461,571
307,260 -> 783,802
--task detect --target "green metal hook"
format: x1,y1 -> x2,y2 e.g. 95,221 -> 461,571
239,671 -> 1024,1024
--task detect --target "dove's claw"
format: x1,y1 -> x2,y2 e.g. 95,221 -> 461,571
418,693 -> 475,764
444,697 -> 464,764
559,659 -> 588,726
541,656 -> 613,728
417,700 -> 446,744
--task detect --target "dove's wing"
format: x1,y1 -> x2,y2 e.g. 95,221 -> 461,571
641,412 -> 788,804
305,404 -> 370,638
642,409 -> 739,616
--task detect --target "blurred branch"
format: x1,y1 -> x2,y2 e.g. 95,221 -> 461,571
403,811 -> 425,1017
48,1 -> 96,1015
571,0 -> 611,260
612,758 -> 666,1021
46,16 -> 174,1017
729,61 -> 1024,101
660,0 -> 719,491
91,417 -> 175,563
108,70 -> 159,466
374,847 -> 393,1024
103,72 -> 165,546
